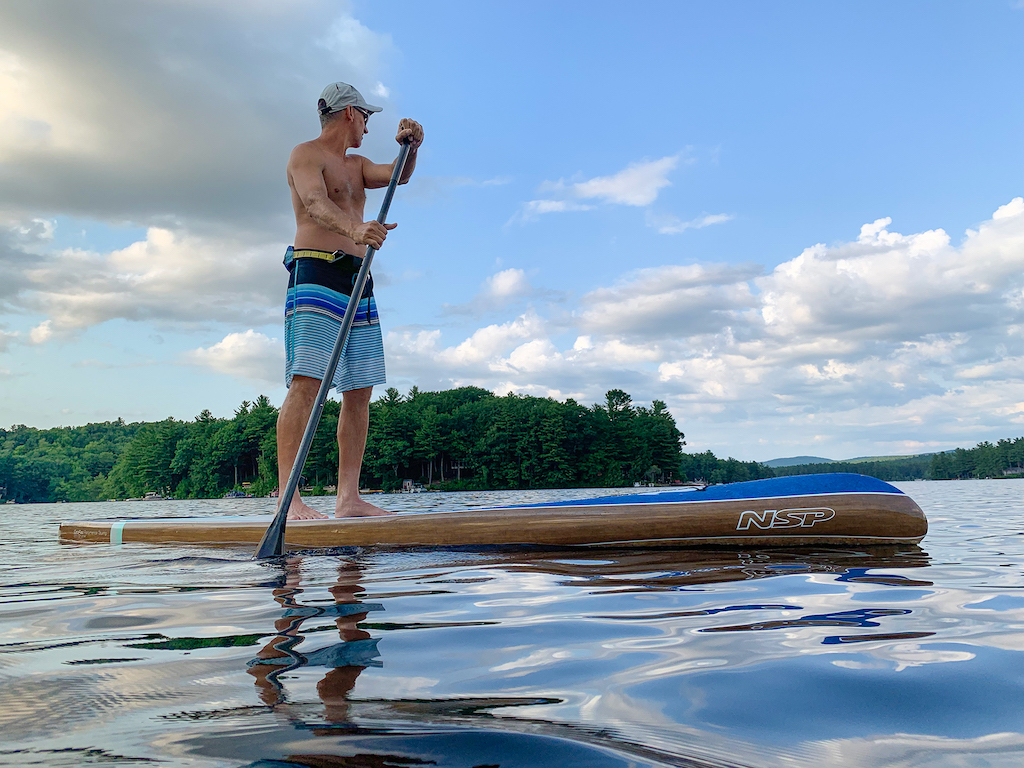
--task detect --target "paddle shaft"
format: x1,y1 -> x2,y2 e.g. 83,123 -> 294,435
254,141 -> 412,559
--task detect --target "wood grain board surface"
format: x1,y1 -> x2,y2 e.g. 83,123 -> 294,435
59,474 -> 928,549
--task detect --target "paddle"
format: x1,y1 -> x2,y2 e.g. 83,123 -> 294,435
254,140 -> 413,559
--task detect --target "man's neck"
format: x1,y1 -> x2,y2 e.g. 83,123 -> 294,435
318,125 -> 355,156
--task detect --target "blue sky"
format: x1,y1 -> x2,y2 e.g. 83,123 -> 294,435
1,0 -> 1022,461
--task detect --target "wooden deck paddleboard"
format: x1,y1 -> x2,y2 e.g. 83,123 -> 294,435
60,474 -> 927,549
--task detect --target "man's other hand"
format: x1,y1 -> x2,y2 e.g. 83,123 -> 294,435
352,221 -> 397,249
396,118 -> 424,148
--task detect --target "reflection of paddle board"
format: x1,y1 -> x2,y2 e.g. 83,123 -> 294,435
60,474 -> 926,549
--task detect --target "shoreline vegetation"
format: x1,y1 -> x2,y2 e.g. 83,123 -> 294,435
1,386 -> 1022,504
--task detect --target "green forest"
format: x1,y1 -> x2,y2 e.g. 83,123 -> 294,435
773,439 -> 1024,482
0,387 -> 685,503
3,385 -> 1023,504
773,456 -> 932,482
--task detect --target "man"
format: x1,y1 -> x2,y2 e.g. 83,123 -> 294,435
278,82 -> 423,520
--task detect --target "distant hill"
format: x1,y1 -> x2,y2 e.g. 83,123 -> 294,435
771,453 -> 933,482
766,452 -> 938,467
844,453 -> 936,464
764,456 -> 835,468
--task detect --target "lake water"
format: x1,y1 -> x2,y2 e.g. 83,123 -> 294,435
2,480 -> 1023,767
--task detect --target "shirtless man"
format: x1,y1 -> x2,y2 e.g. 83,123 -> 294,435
279,82 -> 423,520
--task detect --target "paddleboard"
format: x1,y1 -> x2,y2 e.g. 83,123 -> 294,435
59,473 -> 927,549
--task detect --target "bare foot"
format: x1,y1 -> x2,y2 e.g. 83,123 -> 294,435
285,499 -> 328,520
335,497 -> 393,518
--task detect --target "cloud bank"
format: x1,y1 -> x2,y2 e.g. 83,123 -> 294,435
390,199 -> 1024,457
4,223 -> 283,338
0,0 -> 393,233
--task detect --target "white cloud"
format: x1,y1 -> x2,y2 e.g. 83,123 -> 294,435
512,155 -> 680,224
387,311 -> 548,385
186,330 -> 283,384
646,211 -> 734,235
28,320 -> 52,344
504,338 -> 563,373
486,268 -> 531,299
442,268 -> 549,317
316,15 -> 394,76
758,198 -> 1024,342
442,312 -> 545,367
18,226 -> 283,337
573,155 -> 680,206
578,263 -> 761,338
511,199 -> 593,224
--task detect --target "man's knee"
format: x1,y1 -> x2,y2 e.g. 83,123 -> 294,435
342,386 -> 373,408
290,375 -> 322,394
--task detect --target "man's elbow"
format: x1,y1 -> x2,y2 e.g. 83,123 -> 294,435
303,192 -> 330,216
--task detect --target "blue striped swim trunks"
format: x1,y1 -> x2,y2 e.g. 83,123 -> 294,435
283,247 -> 386,392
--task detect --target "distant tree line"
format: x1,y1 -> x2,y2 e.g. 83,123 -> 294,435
772,456 -> 931,482
677,451 -> 775,485
0,387 -> 685,502
5,385 -> 1022,504
773,439 -> 1024,482
928,438 -> 1024,480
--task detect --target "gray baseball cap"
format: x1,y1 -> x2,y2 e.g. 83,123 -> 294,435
317,82 -> 382,116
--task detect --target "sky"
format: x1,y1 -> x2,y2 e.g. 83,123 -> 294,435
0,0 -> 1022,462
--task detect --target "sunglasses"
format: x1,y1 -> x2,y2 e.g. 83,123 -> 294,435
352,106 -> 371,125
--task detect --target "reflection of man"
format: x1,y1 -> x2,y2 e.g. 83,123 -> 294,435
278,82 -> 424,520
247,557 -> 383,715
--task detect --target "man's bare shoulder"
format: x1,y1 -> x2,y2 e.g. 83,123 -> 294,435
288,140 -> 327,170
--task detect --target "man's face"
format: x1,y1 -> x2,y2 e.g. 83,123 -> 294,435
349,106 -> 369,146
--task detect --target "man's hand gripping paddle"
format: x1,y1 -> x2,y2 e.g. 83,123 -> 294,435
254,141 -> 413,559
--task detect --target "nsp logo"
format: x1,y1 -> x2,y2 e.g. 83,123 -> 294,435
736,507 -> 836,531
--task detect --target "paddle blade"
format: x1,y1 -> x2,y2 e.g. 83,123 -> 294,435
253,508 -> 287,558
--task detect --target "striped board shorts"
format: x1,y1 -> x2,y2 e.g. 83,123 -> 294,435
283,247 -> 386,392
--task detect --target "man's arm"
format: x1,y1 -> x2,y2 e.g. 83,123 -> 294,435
289,144 -> 393,248
363,118 -> 424,189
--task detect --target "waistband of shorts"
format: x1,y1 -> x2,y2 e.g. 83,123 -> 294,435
284,246 -> 362,270
291,248 -> 358,262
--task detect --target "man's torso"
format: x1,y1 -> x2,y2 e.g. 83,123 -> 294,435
290,141 -> 367,253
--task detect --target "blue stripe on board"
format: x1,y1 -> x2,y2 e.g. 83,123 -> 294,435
508,474 -> 904,509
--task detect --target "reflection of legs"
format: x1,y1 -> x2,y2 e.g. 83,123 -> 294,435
248,558 -> 377,719
318,666 -> 365,723
277,376 -> 328,520
330,562 -> 371,640
336,386 -> 390,517
319,561 -> 371,723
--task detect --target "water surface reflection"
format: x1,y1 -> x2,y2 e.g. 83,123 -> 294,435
3,482 -> 1024,767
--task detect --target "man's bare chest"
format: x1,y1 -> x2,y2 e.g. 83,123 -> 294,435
322,158 -> 365,209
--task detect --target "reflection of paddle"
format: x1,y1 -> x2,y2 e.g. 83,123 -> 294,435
255,141 -> 413,559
